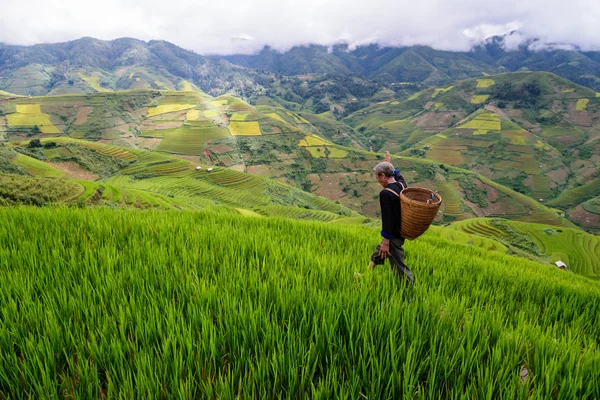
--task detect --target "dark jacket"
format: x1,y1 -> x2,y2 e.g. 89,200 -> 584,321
380,179 -> 405,239
394,170 -> 407,188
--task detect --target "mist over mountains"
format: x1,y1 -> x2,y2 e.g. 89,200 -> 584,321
1,33 -> 600,97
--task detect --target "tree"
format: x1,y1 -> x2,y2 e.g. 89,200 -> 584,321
28,139 -> 42,148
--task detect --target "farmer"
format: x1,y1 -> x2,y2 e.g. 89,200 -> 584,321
357,159 -> 414,283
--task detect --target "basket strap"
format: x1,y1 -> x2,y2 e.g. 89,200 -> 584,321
384,188 -> 400,197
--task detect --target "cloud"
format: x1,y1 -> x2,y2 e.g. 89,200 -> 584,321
0,0 -> 599,55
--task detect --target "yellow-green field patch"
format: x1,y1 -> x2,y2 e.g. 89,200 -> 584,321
298,135 -> 333,147
426,148 -> 465,165
236,208 -> 263,217
471,95 -> 489,105
306,147 -> 327,158
229,121 -> 261,136
391,101 -> 400,105
186,110 -> 202,120
177,80 -> 196,91
305,146 -> 347,158
147,104 -> 196,117
284,111 -> 309,124
474,130 -> 488,135
153,81 -> 170,90
562,89 -> 575,93
210,100 -> 228,107
203,109 -> 221,118
77,73 -> 109,93
328,147 -> 348,158
460,113 -> 501,131
407,92 -> 422,101
534,140 -> 551,151
265,113 -> 287,124
476,79 -> 495,88
13,154 -> 65,178
16,104 -> 41,114
230,113 -> 248,121
576,98 -> 589,111
6,112 -> 61,134
510,136 -> 527,145
432,86 -> 454,98
157,126 -> 231,154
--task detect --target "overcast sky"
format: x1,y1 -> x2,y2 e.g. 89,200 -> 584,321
1,0 -> 599,54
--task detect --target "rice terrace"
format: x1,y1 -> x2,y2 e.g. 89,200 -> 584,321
2,11 -> 600,399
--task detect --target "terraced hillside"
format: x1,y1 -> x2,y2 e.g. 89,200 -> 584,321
1,137 -> 359,222
345,72 -> 600,204
346,72 -> 600,153
0,89 -> 562,225
450,218 -> 600,279
0,84 -> 593,229
400,110 -> 568,201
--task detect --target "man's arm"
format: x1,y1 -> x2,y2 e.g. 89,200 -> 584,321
380,191 -> 395,239
379,191 -> 395,258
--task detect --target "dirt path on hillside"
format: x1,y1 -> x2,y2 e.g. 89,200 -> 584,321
49,162 -> 98,180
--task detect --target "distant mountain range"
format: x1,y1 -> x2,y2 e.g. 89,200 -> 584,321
1,35 -> 600,97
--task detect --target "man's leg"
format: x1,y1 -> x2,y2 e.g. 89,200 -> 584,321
389,238 -> 415,283
355,242 -> 385,277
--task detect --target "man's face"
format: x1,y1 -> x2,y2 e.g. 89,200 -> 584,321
375,173 -> 387,187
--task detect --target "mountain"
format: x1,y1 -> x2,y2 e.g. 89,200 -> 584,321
225,44 -> 504,86
4,36 -> 600,102
471,32 -> 600,91
225,39 -> 600,93
0,37 -> 259,96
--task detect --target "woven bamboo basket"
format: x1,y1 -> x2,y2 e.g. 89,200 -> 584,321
400,187 -> 443,240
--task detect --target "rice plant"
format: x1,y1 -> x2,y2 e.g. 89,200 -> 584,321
0,207 -> 599,398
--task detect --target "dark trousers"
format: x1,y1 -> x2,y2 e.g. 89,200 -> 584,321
371,237 -> 415,283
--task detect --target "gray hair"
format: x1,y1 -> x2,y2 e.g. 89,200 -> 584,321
373,162 -> 395,177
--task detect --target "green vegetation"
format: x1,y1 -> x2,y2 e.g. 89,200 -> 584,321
12,154 -> 65,178
548,178 -> 600,209
229,121 -> 262,136
1,207 -> 599,398
155,126 -> 231,155
0,175 -> 82,205
451,218 -> 600,279
147,103 -> 196,117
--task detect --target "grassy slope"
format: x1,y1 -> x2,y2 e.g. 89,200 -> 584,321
0,207 -> 598,398
450,218 -> 600,279
2,137 -> 359,221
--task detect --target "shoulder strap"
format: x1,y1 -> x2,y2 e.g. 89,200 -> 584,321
384,187 -> 400,197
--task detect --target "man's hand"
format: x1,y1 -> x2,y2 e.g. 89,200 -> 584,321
378,239 -> 391,259
384,151 -> 391,163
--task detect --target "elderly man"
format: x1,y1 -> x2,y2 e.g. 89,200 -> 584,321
357,160 -> 414,283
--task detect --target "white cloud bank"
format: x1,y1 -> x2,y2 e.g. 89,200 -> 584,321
0,0 -> 599,54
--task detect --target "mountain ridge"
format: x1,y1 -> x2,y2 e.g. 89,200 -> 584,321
2,35 -> 600,98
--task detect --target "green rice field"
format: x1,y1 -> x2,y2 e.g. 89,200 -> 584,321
155,126 -> 231,155
451,218 -> 600,279
1,207 -> 599,398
